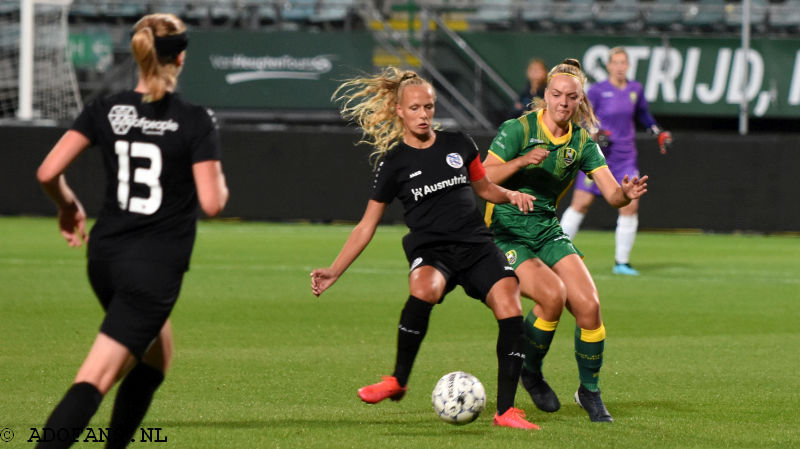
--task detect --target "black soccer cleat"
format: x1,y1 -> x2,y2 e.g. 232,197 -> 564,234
574,385 -> 614,422
520,368 -> 561,412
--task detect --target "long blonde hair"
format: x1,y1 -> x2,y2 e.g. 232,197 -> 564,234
332,67 -> 435,166
131,13 -> 187,103
530,58 -> 600,133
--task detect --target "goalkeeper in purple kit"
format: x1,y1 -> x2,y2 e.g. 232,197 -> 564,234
561,47 -> 672,275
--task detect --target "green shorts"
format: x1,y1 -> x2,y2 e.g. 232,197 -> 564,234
489,212 -> 583,269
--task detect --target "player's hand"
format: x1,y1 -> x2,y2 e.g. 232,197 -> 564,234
58,199 -> 87,247
657,131 -> 672,154
517,147 -> 549,169
508,190 -> 536,213
621,174 -> 648,201
310,268 -> 339,297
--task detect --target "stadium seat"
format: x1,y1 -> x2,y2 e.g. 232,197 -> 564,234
468,0 -> 516,29
767,0 -> 800,33
595,0 -> 641,28
104,3 -> 148,22
552,0 -> 596,29
724,0 -> 768,30
520,0 -> 555,28
210,0 -> 240,24
69,1 -> 102,21
310,0 -> 355,25
150,1 -> 187,19
683,0 -> 725,30
282,0 -> 317,22
0,1 -> 17,15
643,0 -> 683,30
252,0 -> 279,24
183,4 -> 211,24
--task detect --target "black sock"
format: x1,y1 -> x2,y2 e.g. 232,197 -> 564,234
392,295 -> 434,387
496,316 -> 525,416
36,382 -> 103,449
105,363 -> 165,449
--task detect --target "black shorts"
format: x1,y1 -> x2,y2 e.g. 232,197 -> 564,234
407,240 -> 518,302
88,259 -> 185,359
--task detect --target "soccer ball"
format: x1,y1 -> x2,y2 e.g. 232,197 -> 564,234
431,371 -> 486,425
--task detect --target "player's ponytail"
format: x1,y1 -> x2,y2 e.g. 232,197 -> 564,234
533,58 -> 601,133
131,13 -> 187,103
333,67 -> 437,167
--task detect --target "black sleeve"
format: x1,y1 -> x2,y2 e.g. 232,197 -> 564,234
370,157 -> 397,203
189,107 -> 222,163
460,132 -> 480,165
70,98 -> 101,144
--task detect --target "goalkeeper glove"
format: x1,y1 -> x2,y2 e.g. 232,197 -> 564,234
650,125 -> 672,154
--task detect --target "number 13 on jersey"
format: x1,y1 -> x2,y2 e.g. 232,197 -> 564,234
115,140 -> 163,215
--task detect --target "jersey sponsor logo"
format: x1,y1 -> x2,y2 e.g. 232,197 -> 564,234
445,152 -> 464,168
529,138 -> 545,145
505,249 -> 517,265
409,170 -> 422,179
107,105 -> 179,136
410,257 -> 424,272
410,174 -> 468,201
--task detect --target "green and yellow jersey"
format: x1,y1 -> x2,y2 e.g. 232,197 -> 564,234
486,109 -> 607,222
485,110 -> 607,267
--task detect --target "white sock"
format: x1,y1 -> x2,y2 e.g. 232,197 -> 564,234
560,207 -> 585,240
615,214 -> 638,264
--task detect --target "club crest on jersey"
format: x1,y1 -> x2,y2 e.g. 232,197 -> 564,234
561,147 -> 576,166
505,250 -> 517,265
107,104 -> 179,136
445,153 -> 464,168
629,91 -> 638,104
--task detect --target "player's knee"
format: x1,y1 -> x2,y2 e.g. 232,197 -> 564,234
408,285 -> 442,304
571,296 -> 601,327
542,280 -> 567,311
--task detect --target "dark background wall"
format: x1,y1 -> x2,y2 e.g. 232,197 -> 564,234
1,125 -> 795,233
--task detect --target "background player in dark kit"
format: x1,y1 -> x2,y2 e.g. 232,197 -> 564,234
310,67 -> 540,430
34,13 -> 228,449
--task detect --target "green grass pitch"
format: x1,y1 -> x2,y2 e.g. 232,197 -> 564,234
1,217 -> 798,448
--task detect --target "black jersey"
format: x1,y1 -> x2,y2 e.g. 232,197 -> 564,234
72,91 -> 221,270
371,131 -> 493,258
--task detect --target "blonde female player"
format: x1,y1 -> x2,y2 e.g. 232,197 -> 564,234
484,58 -> 649,422
310,67 -> 540,429
34,13 -> 228,449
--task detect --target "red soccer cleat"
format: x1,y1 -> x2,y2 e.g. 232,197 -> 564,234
492,407 -> 542,430
357,376 -> 407,404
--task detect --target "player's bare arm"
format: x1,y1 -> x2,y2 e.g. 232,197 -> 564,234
592,167 -> 648,208
471,176 -> 535,213
310,200 -> 386,296
483,148 -> 548,185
